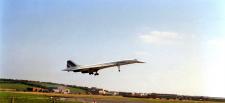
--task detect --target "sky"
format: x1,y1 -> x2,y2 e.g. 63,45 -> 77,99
1,0 -> 225,97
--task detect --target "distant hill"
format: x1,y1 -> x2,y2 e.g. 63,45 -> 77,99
0,78 -> 88,94
1,78 -> 225,102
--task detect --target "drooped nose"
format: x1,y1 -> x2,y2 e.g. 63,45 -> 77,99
137,61 -> 145,63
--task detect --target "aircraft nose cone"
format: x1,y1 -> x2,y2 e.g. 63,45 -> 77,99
136,60 -> 145,63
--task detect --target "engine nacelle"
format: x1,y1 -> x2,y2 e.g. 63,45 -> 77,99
81,71 -> 88,73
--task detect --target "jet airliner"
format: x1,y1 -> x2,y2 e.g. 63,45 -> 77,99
63,59 -> 144,75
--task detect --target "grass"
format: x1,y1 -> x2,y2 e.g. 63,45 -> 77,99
67,87 -> 86,94
0,82 -> 32,91
0,79 -> 87,94
0,91 -> 224,103
32,82 -> 60,88
1,79 -> 224,103
0,91 -> 82,103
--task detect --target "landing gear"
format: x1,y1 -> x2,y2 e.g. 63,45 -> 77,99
118,65 -> 120,72
89,72 -> 94,75
94,72 -> 99,76
89,71 -> 99,76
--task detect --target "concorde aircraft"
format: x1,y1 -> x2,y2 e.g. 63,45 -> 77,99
62,59 -> 144,75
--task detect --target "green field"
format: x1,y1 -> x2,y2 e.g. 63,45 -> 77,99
1,79 -> 224,103
0,82 -> 32,91
0,91 -> 224,103
0,91 -> 81,103
0,79 -> 87,94
67,87 -> 86,94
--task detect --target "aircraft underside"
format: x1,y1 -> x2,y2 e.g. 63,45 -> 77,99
81,70 -> 99,75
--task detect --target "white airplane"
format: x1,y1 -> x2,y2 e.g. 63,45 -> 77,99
62,59 -> 144,75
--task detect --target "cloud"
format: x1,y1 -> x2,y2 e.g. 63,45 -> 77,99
139,31 -> 181,45
204,37 -> 225,97
207,37 -> 225,47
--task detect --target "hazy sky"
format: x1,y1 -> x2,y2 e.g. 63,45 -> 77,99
1,0 -> 225,97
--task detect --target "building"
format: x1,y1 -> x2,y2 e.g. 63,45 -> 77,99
108,91 -> 119,96
49,86 -> 70,94
27,87 -> 49,92
88,87 -> 100,95
119,92 -> 133,96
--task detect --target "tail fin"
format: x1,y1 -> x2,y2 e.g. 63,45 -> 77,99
67,60 -> 77,68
